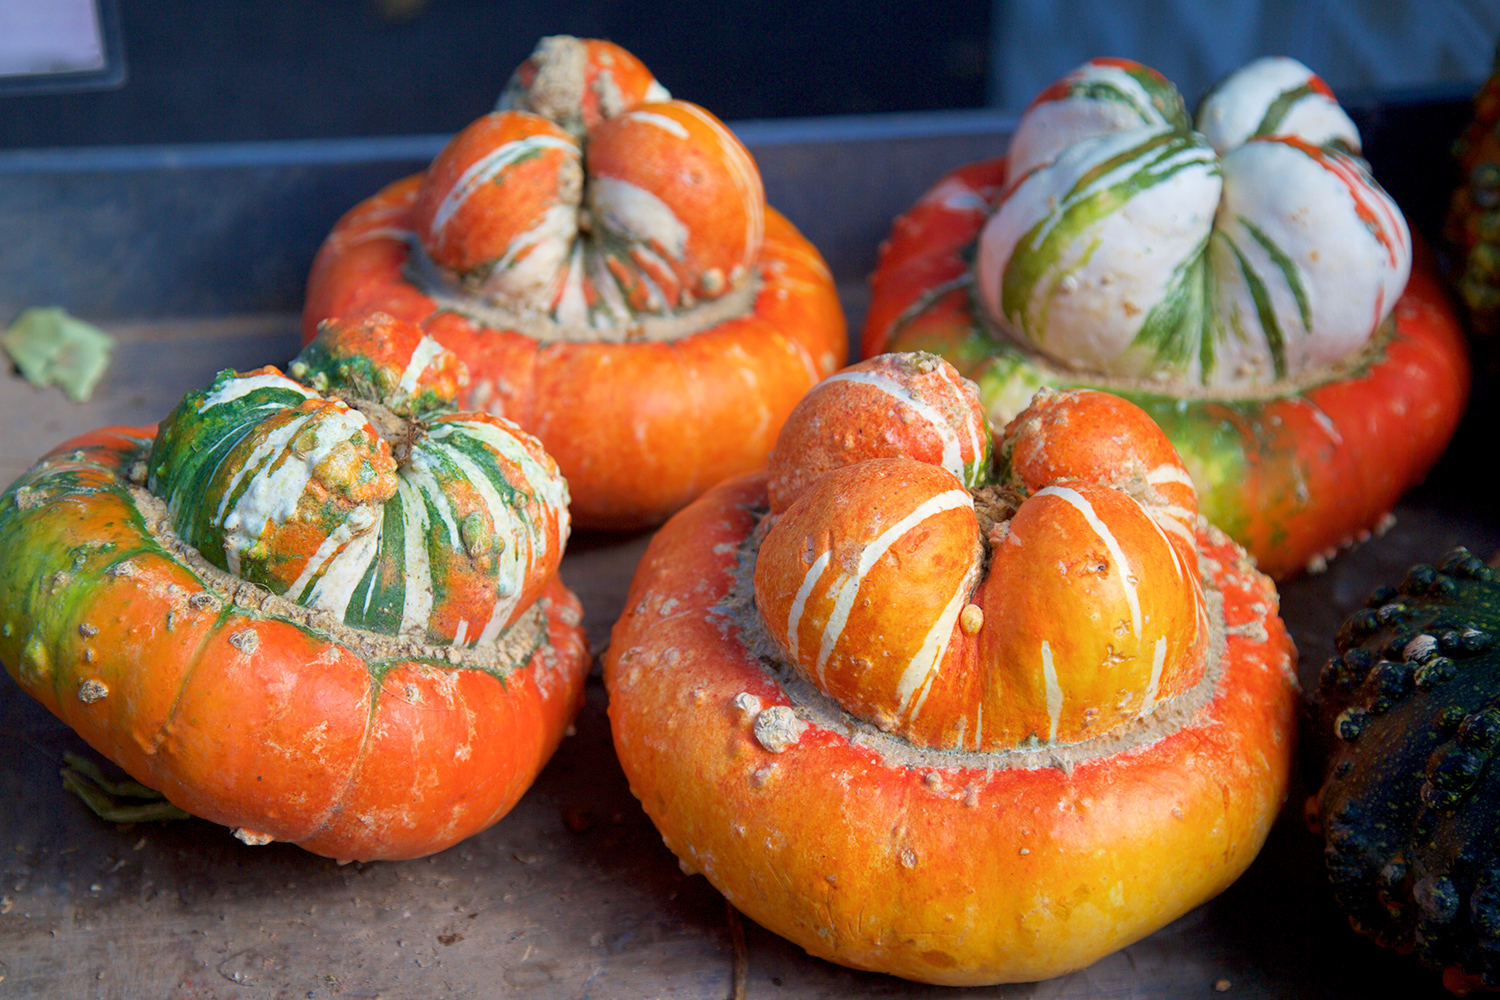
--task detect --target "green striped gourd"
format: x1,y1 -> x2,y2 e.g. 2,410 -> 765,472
978,56 -> 1411,389
147,313 -> 570,647
0,312 -> 588,861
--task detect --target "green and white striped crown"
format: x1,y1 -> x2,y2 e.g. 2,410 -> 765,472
978,56 -> 1411,390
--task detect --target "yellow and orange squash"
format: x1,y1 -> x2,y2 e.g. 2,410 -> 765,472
865,56 -> 1469,579
0,313 -> 589,862
605,352 -> 1299,984
304,36 -> 847,530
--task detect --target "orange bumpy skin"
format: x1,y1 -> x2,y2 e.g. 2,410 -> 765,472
605,355 -> 1299,985
304,36 -> 846,530
0,315 -> 591,862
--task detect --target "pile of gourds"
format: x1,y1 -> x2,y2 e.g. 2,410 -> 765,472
4,35 -> 1496,991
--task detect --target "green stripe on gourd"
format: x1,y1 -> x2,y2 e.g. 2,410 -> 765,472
1005,59 -> 1191,186
989,127 -> 1223,378
1253,82 -> 1322,140
148,371 -> 320,520
1222,233 -> 1290,381
432,416 -> 569,540
291,334 -> 454,418
1196,56 -> 1361,155
1241,216 -> 1313,331
343,492 -> 408,635
1129,233 -> 1216,375
152,389 -> 392,587
999,130 -> 1217,323
1067,73 -> 1186,128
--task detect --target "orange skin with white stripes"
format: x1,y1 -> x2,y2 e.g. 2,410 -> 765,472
411,113 -> 579,282
303,37 -> 846,530
757,381 -> 1209,752
766,352 -> 992,514
585,101 -> 765,304
605,362 -> 1298,983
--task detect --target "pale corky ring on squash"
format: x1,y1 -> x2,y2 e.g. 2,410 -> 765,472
864,56 -> 1469,580
604,352 -> 1299,985
0,313 -> 589,862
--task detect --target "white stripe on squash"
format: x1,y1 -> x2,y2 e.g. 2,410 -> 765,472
896,583 -> 971,719
426,441 -> 532,644
658,102 -> 764,268
484,202 -> 579,306
395,476 -> 436,637
553,241 -> 590,326
812,488 -> 973,686
1139,500 -> 1189,584
1138,635 -> 1168,717
432,419 -> 570,537
1145,462 -> 1194,488
405,449 -> 465,559
1034,484 -> 1142,637
298,515 -> 383,617
786,549 -> 831,663
620,109 -> 691,140
816,370 -> 982,484
1041,639 -> 1063,743
427,133 -> 579,241
396,336 -> 453,403
591,176 -> 691,261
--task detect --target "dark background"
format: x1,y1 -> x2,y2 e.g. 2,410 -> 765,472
0,0 -> 992,150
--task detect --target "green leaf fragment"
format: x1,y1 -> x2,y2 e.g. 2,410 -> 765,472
2,308 -> 114,402
59,751 -> 191,823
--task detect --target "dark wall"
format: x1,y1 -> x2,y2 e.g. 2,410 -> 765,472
0,0 -> 991,150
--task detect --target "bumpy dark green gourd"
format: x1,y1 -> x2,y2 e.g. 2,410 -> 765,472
1312,548 -> 1500,989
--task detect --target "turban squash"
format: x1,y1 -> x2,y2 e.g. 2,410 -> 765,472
864,56 -> 1469,579
0,313 -> 589,862
604,352 -> 1299,984
303,35 -> 847,531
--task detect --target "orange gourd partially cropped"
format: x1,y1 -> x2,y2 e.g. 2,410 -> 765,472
304,36 -> 847,530
605,353 -> 1299,984
0,314 -> 590,862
